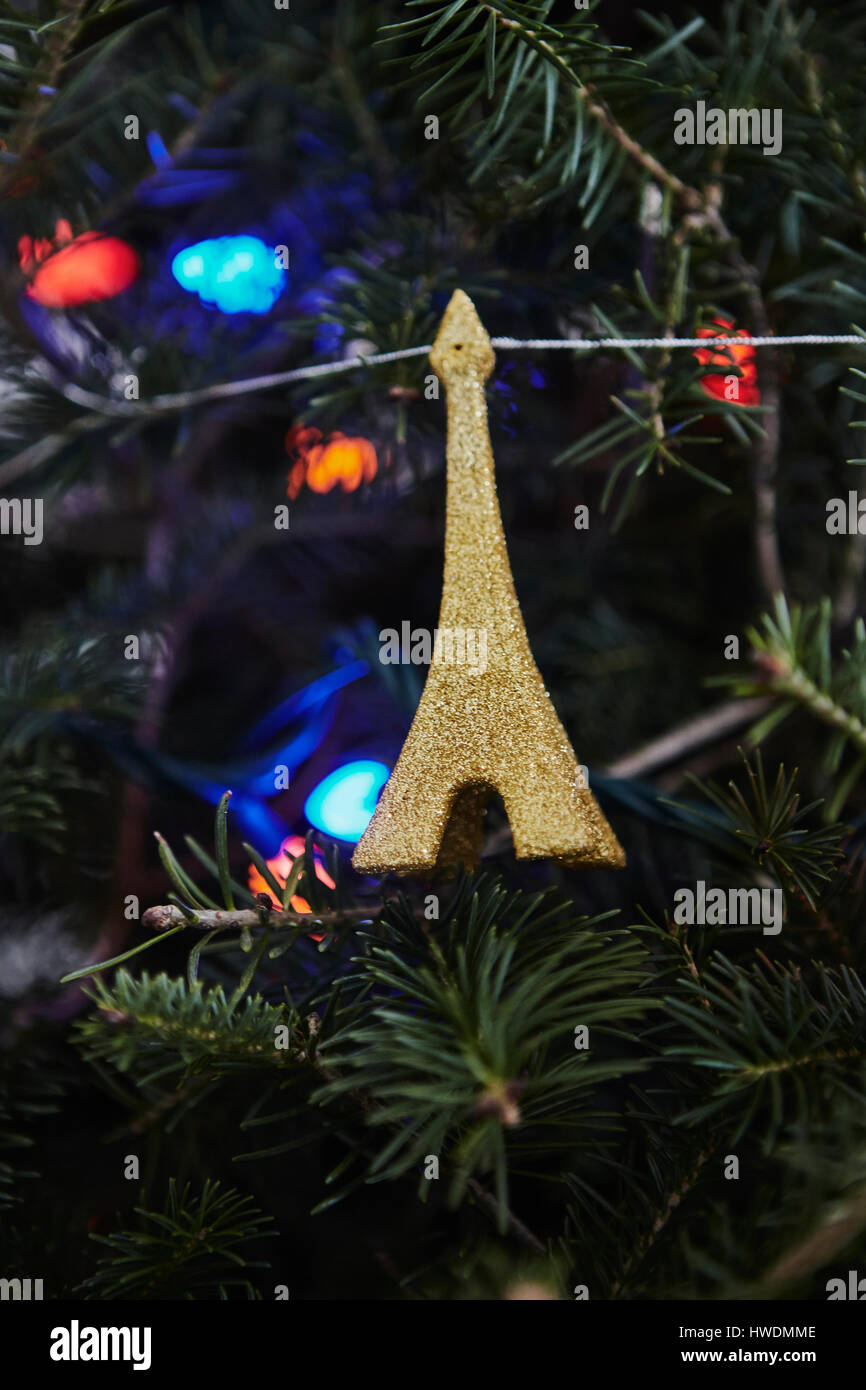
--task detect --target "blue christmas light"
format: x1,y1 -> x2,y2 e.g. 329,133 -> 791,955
146,130 -> 171,169
171,235 -> 286,313
304,760 -> 389,842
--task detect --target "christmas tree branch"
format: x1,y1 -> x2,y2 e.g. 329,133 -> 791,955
608,1146 -> 715,1298
75,971 -> 301,1081
741,1046 -> 866,1079
779,0 -> 866,216
717,598 -> 866,813
768,667 -> 866,757
141,903 -> 378,934
467,1176 -> 546,1253
0,0 -> 89,196
603,698 -> 772,780
476,5 -> 786,596
487,7 -> 691,202
73,1178 -> 274,1300
756,1182 -> 866,1296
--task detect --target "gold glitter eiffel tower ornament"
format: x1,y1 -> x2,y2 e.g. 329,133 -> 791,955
352,290 -> 626,878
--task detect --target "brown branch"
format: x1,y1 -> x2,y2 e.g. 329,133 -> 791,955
608,1147 -> 715,1298
603,697 -> 772,781
141,903 -> 378,933
740,1046 -> 866,1079
467,1177 -> 546,1254
757,1185 -> 866,1294
489,10 -> 693,202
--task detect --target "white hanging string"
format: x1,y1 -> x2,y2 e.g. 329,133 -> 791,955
0,328 -> 855,487
491,334 -> 864,350
52,331 -> 866,419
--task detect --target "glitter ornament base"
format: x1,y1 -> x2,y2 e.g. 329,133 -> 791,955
352,290 -> 626,878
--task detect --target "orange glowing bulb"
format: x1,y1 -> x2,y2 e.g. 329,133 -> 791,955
248,835 -> 336,917
285,424 -> 378,497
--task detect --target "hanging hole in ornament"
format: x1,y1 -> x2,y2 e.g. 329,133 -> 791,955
454,344 -> 462,350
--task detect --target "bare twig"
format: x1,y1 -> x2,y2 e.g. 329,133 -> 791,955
603,698 -> 772,780
467,1176 -> 547,1254
757,1184 -> 866,1295
141,904 -> 378,933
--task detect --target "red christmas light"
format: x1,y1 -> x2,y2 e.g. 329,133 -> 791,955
694,317 -> 760,406
18,219 -> 140,307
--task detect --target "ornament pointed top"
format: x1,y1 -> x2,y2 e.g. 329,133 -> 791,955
430,288 -> 495,385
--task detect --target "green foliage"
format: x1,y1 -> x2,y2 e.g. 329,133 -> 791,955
551,300 -> 765,529
841,328 -> 866,463
74,970 -> 296,1084
0,749 -> 90,843
0,628 -> 143,748
379,0 -> 660,220
313,876 -> 655,1228
75,1178 -> 274,1300
292,214 -> 497,426
0,1047 -> 64,1210
666,751 -> 848,908
62,758 -> 866,1296
662,952 -> 866,1149
0,627 -> 142,850
561,938 -> 866,1297
715,595 -> 866,817
642,0 -> 866,241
